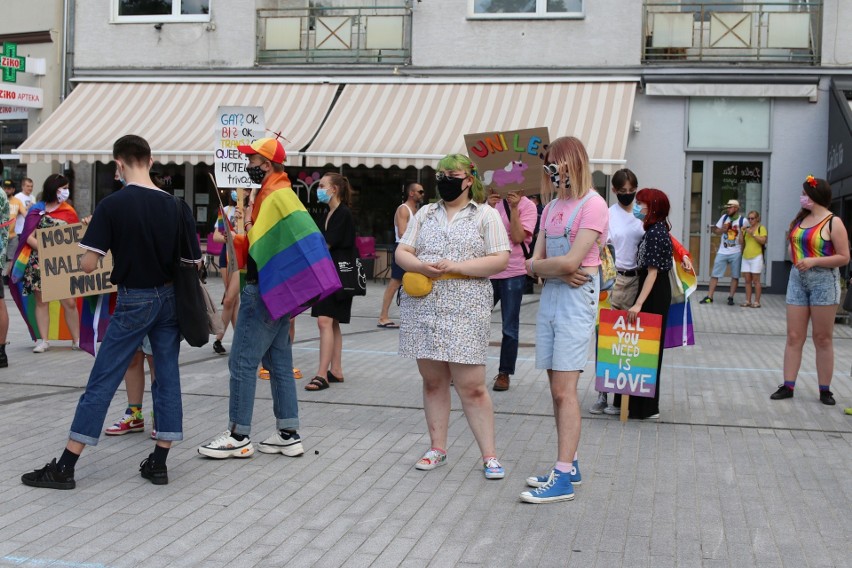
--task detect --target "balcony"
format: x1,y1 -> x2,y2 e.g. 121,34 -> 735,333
256,4 -> 412,66
643,1 -> 822,65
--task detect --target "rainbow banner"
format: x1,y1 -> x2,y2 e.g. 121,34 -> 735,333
248,176 -> 340,320
665,237 -> 697,349
595,309 -> 663,398
79,293 -> 116,356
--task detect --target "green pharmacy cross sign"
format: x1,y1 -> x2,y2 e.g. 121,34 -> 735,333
1,43 -> 26,83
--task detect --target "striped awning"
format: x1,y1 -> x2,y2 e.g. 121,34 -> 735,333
302,80 -> 638,173
15,81 -> 339,164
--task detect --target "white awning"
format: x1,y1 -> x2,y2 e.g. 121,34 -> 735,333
646,82 -> 818,101
302,80 -> 638,173
15,81 -> 339,164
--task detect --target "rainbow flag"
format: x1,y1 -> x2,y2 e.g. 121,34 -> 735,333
665,237 -> 697,349
248,176 -> 340,320
79,293 -> 116,356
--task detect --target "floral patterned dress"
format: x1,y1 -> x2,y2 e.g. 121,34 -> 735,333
22,214 -> 68,295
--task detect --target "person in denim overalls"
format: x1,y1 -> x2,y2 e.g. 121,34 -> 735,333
520,137 -> 609,504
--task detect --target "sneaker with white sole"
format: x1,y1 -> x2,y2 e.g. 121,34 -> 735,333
483,457 -> 505,479
104,412 -> 145,436
589,393 -> 608,414
33,340 -> 49,353
415,448 -> 447,470
257,431 -> 304,456
603,405 -> 620,415
526,460 -> 582,487
520,469 -> 575,503
197,430 -> 254,459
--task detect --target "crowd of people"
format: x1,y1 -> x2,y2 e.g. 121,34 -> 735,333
6,133 -> 850,503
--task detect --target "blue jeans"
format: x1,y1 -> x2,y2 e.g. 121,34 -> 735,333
69,284 -> 182,445
492,274 -> 526,375
228,285 -> 299,436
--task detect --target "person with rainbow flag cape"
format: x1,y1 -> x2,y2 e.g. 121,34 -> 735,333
198,137 -> 340,460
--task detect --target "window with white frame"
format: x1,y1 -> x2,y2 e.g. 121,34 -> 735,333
113,0 -> 210,23
469,0 -> 584,19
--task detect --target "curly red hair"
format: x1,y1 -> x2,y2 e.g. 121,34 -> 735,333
635,188 -> 671,231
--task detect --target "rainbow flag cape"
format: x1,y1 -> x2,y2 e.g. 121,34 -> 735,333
665,236 -> 697,349
9,202 -> 115,355
248,173 -> 340,320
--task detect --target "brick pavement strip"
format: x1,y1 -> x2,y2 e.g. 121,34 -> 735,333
1,283 -> 851,567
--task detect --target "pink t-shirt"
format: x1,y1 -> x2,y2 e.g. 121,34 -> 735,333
543,191 -> 609,266
490,196 -> 537,279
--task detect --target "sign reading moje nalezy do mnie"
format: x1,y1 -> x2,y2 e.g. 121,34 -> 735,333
595,309 -> 662,398
37,222 -> 114,302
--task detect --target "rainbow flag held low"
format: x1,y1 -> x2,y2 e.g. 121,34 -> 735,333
595,309 -> 663,398
79,293 -> 117,356
248,184 -> 341,320
665,239 -> 697,349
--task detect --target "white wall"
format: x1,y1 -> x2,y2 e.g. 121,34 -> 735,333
74,0 -> 256,70
411,0 -> 641,68
820,0 -> 852,68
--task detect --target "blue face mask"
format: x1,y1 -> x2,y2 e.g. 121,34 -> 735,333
230,190 -> 238,202
632,203 -> 646,220
317,188 -> 331,204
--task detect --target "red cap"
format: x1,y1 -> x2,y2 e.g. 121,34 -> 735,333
237,137 -> 286,164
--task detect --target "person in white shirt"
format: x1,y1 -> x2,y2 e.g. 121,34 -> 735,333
700,199 -> 748,305
590,169 -> 644,415
14,177 -> 35,236
377,183 -> 423,328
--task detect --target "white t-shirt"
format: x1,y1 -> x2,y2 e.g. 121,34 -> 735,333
608,203 -> 645,271
715,213 -> 748,256
394,204 -> 413,242
13,192 -> 34,235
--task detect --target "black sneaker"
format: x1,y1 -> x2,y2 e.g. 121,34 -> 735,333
140,455 -> 169,485
213,339 -> 226,355
770,385 -> 794,400
699,296 -> 713,304
819,390 -> 836,406
727,297 -> 735,306
21,458 -> 75,490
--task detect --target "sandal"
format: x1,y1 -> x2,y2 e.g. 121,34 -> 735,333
305,376 -> 329,391
327,370 -> 344,383
739,302 -> 751,307
751,302 -> 761,308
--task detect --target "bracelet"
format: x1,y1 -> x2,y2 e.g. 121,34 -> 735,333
530,260 -> 535,275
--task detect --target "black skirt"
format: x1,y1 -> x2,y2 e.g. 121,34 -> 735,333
311,292 -> 353,324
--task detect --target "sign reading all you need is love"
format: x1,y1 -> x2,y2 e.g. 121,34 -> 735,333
595,309 -> 663,398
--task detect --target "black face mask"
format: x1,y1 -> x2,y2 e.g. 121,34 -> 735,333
617,192 -> 635,206
437,177 -> 466,202
246,164 -> 266,185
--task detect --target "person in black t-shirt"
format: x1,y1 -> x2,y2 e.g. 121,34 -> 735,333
21,135 -> 201,490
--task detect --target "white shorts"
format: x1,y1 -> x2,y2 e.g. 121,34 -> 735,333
741,255 -> 764,274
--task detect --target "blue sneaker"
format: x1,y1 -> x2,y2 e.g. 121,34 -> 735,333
525,460 -> 581,487
520,469 -> 575,503
483,457 -> 505,479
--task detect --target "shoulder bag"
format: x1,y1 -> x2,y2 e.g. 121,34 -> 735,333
172,197 -> 210,347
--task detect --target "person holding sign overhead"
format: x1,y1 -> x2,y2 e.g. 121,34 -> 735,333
13,174 -> 83,353
520,137 -> 609,504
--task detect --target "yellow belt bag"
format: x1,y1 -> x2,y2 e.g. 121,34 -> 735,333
402,272 -> 470,297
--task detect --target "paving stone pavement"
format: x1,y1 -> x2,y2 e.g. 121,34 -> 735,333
1,277 -> 850,567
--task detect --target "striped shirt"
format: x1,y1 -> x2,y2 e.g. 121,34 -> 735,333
400,200 -> 510,255
789,215 -> 834,265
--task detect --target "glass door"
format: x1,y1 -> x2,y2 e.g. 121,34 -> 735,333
686,155 -> 769,285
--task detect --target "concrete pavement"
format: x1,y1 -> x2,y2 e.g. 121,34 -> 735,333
0,276 -> 850,567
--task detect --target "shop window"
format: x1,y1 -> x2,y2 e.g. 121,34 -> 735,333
469,0 -> 583,19
687,97 -> 770,150
113,0 -> 210,22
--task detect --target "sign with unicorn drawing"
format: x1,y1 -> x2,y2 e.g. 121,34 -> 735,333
464,127 -> 550,197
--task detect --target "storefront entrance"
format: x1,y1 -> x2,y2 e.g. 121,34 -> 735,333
686,155 -> 769,285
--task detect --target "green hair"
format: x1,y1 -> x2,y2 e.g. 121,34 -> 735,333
436,153 -> 485,204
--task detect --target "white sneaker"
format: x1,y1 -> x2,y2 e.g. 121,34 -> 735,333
589,393 -> 608,414
33,340 -> 49,353
257,431 -> 304,456
603,405 -> 620,415
197,430 -> 254,459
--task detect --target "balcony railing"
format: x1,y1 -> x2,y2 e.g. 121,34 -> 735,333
643,1 -> 822,65
256,4 -> 412,66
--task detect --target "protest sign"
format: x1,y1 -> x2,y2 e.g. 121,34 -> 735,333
463,127 -> 549,197
214,105 -> 265,188
38,223 -> 114,302
595,309 -> 662,398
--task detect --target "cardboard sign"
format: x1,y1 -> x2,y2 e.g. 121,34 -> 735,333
595,309 -> 662,398
38,223 -> 114,302
214,106 -> 265,189
463,127 -> 549,197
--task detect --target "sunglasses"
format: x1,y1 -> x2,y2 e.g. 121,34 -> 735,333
435,171 -> 467,181
417,190 -> 425,195
543,163 -> 558,176
747,217 -> 757,221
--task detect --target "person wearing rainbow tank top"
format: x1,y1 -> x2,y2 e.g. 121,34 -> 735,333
771,176 -> 850,406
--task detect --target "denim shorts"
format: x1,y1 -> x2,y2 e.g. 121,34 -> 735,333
786,266 -> 841,306
536,274 -> 599,372
712,252 -> 742,279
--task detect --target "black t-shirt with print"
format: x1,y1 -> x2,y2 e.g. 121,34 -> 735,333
80,184 -> 201,288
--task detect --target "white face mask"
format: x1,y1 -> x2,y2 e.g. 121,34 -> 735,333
57,187 -> 70,203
